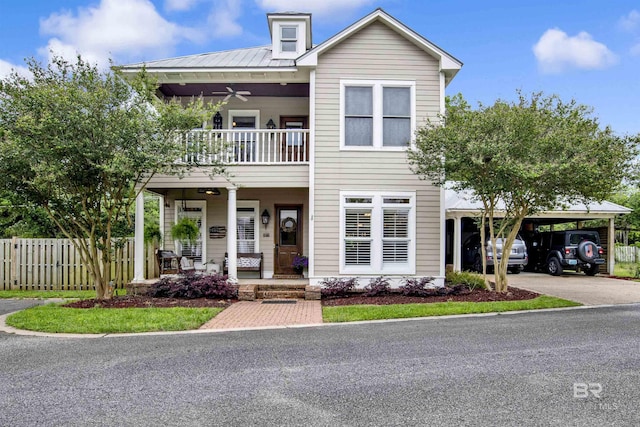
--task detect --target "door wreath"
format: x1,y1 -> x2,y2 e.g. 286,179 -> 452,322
281,217 -> 297,233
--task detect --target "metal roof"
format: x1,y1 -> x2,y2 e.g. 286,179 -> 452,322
446,187 -> 631,216
120,45 -> 295,70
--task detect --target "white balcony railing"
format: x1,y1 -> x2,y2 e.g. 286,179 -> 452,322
181,129 -> 310,165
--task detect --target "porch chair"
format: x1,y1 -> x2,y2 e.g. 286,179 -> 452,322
155,249 -> 179,275
180,257 -> 196,273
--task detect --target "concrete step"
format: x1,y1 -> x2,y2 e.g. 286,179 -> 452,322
256,290 -> 305,299
255,284 -> 306,292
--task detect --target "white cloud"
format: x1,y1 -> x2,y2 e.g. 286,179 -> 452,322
165,0 -> 202,11
532,28 -> 617,73
38,0 -> 201,67
631,43 -> 640,56
207,0 -> 243,38
619,10 -> 640,32
0,59 -> 32,79
255,0 -> 374,17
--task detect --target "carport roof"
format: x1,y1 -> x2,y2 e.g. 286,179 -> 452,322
445,188 -> 631,218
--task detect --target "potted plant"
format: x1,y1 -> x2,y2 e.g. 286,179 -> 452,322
292,255 -> 308,275
170,217 -> 200,245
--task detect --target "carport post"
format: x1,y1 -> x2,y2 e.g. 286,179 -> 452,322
608,218 -> 615,275
453,216 -> 462,271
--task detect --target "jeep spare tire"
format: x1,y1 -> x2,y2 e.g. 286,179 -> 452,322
577,241 -> 598,262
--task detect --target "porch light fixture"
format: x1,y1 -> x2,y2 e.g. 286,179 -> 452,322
198,188 -> 221,196
266,118 -> 276,130
261,209 -> 271,227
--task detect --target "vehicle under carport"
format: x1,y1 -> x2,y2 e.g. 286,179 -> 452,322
444,188 -> 631,275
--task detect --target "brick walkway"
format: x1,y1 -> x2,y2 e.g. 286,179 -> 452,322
200,300 -> 323,330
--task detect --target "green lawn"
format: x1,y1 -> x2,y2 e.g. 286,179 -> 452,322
322,296 -> 581,323
0,289 -> 125,299
6,304 -> 222,334
613,262 -> 640,279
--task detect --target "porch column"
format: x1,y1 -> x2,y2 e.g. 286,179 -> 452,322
453,216 -> 462,272
133,191 -> 145,282
226,187 -> 238,280
608,217 -> 616,275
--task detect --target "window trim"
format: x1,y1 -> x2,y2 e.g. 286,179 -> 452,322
228,110 -> 260,130
339,191 -> 416,275
237,200 -> 260,253
272,22 -> 303,59
340,80 -> 416,151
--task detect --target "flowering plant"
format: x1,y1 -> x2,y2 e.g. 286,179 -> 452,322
292,255 -> 308,269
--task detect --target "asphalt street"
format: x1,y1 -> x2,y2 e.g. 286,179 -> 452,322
1,304 -> 639,426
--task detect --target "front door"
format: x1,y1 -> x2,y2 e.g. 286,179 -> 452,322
280,116 -> 308,162
274,205 -> 303,275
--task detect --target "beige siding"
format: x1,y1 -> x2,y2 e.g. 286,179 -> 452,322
313,21 -> 443,278
162,188 -> 308,277
147,165 -> 309,189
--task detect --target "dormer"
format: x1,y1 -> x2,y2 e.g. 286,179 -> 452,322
267,12 -> 312,60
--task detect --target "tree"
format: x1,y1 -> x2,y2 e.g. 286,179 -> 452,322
0,56 -> 223,299
409,92 -> 637,292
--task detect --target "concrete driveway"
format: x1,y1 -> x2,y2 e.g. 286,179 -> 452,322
509,272 -> 640,305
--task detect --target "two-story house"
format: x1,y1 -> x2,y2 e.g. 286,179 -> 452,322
122,8 -> 462,285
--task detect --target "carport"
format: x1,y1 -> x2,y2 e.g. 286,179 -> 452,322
445,188 -> 631,274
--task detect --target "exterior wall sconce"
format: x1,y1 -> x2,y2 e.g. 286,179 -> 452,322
266,118 -> 276,129
261,209 -> 271,227
213,112 -> 223,129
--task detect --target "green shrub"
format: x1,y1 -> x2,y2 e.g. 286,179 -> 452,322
446,271 -> 487,291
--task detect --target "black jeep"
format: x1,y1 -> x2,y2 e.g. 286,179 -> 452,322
534,230 -> 605,276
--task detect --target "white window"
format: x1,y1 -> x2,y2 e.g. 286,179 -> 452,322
237,201 -> 259,253
175,200 -> 206,263
341,80 -> 415,150
340,192 -> 415,274
272,22 -> 304,59
281,26 -> 297,52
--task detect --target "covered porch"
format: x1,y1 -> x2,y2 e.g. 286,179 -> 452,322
133,187 -> 310,282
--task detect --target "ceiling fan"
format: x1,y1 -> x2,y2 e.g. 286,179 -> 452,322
211,85 -> 251,102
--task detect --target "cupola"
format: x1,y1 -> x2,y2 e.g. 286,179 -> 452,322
267,12 -> 312,59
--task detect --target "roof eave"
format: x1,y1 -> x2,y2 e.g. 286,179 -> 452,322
119,66 -> 300,74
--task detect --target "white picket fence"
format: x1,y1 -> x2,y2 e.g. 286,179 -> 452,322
615,245 -> 640,263
0,238 -> 157,290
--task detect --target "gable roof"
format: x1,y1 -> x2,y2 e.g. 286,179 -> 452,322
297,8 -> 462,83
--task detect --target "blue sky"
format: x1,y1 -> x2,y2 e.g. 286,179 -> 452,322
1,0 -> 639,135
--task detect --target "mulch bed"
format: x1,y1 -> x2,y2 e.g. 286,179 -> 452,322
62,287 -> 539,308
64,296 -> 237,309
321,286 -> 539,306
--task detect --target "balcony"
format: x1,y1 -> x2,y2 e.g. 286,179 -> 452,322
181,129 -> 310,165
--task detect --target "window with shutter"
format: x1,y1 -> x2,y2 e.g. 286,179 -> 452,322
344,209 -> 372,266
383,208 -> 410,263
237,202 -> 259,253
341,192 -> 415,274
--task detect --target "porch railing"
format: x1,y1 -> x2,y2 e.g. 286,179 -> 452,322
181,129 -> 310,165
